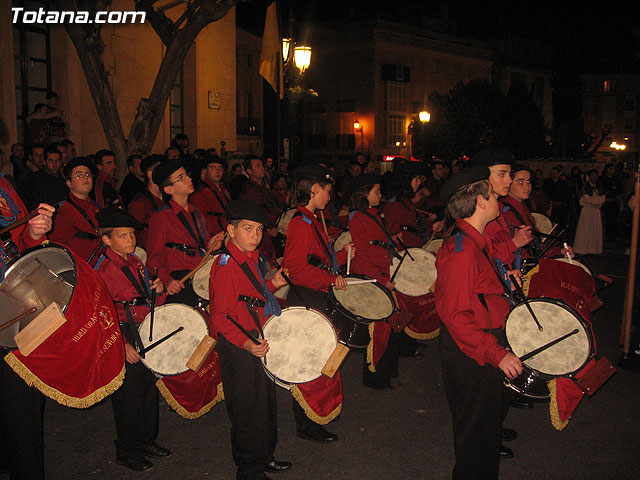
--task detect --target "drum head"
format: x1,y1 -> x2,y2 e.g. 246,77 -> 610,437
390,248 -> 437,296
276,208 -> 296,235
262,307 -> 337,386
138,304 -> 209,376
506,299 -> 592,377
333,231 -> 352,252
424,238 -> 443,255
331,278 -> 394,321
0,244 -> 76,348
134,246 -> 147,265
532,212 -> 553,235
192,255 -> 218,301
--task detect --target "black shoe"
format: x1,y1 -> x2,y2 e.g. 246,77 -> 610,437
264,459 -> 292,473
297,427 -> 339,443
143,442 -> 171,458
502,428 -> 517,442
116,456 -> 153,472
510,397 -> 534,409
499,445 -> 514,459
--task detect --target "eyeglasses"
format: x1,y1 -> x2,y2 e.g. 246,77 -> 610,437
168,172 -> 191,185
71,171 -> 93,180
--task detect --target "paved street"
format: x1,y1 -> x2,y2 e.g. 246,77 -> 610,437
3,243 -> 640,480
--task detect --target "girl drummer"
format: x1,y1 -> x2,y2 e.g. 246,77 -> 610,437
348,173 -> 400,389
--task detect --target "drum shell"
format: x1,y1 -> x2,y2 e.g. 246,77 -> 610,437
504,297 -> 595,400
328,274 -> 395,349
0,243 -> 77,347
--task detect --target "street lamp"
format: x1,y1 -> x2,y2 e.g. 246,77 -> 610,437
282,38 -> 291,62
419,110 -> 431,123
293,46 -> 312,73
354,119 -> 363,151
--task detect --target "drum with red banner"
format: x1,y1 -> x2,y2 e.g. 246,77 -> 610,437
0,242 -> 125,408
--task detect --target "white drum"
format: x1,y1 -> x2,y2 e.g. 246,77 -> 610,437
261,307 -> 338,389
531,212 -> 553,235
333,231 -> 352,252
192,255 -> 219,301
390,248 -> 437,297
424,238 -> 443,255
134,246 -> 147,265
137,303 -> 210,376
276,208 -> 296,235
505,298 -> 594,399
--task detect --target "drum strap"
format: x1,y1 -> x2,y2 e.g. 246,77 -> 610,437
66,196 -> 98,232
122,303 -> 146,354
165,242 -> 200,257
501,200 -> 541,255
72,227 -> 99,240
140,189 -> 161,214
204,183 -> 229,232
119,266 -> 151,301
176,211 -> 206,251
292,211 -> 339,274
360,211 -> 401,259
398,199 -> 428,241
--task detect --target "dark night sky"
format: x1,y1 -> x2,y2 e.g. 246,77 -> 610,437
236,0 -> 639,73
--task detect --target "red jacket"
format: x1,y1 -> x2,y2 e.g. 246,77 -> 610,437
383,198 -> 431,248
190,180 -> 230,237
283,206 -> 348,292
348,208 -> 391,284
92,171 -> 121,208
49,192 -> 101,263
127,189 -> 163,248
0,174 -> 44,253
95,247 -> 166,345
146,200 -> 210,287
483,211 -> 518,267
210,240 -> 277,349
434,219 -> 510,367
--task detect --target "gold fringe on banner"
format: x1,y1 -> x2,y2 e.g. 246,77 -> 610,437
522,265 -> 539,297
291,385 -> 342,425
548,379 -> 570,431
155,380 -> 224,420
404,326 -> 440,340
4,352 -> 125,408
367,323 -> 376,373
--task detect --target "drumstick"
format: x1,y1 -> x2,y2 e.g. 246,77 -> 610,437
422,230 -> 437,250
346,278 -> 377,285
87,242 -> 105,265
140,326 -> 184,355
0,307 -> 37,333
390,251 -> 408,283
149,267 -> 158,342
225,314 -> 260,345
519,329 -> 579,362
509,275 -> 543,331
319,210 -> 329,238
346,245 -> 352,275
178,242 -> 221,284
0,211 -> 39,237
563,242 -> 573,264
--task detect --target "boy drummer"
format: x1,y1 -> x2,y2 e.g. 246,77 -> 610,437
435,167 -> 523,480
95,207 -> 169,472
210,199 -> 291,480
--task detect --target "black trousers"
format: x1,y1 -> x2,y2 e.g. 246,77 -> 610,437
286,285 -> 333,433
0,351 -> 45,480
217,335 -> 277,480
439,326 -> 508,480
110,359 -> 159,458
363,329 -> 400,387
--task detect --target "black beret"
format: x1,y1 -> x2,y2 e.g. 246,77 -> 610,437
511,163 -> 533,176
225,199 -> 271,227
152,158 -> 183,187
294,163 -> 334,184
96,206 -> 143,230
439,166 -> 490,203
470,150 -> 513,168
63,156 -> 96,179
141,154 -> 164,175
397,161 -> 426,179
351,173 -> 381,193
203,153 -> 227,169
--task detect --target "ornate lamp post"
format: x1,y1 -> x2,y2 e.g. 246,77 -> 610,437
354,119 -> 363,151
